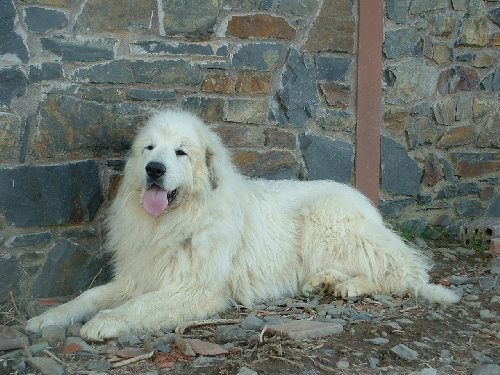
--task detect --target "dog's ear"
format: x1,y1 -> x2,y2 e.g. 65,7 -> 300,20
205,147 -> 218,190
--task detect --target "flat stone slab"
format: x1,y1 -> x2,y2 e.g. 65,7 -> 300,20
0,325 -> 29,351
266,320 -> 343,339
26,357 -> 65,375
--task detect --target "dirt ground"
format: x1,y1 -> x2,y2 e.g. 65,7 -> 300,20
1,236 -> 499,375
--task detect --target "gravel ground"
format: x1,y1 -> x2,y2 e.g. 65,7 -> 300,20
1,239 -> 499,375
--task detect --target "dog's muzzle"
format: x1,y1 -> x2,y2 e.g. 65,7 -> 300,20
142,162 -> 177,216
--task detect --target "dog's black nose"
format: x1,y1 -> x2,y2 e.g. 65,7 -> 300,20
146,162 -> 166,179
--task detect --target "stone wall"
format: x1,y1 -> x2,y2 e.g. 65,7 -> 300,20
0,0 -> 499,301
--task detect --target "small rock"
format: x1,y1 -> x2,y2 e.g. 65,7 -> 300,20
0,325 -> 29,351
65,336 -> 97,353
118,334 -> 141,346
175,336 -> 196,356
26,357 -> 64,375
241,314 -> 265,331
369,357 -> 380,368
87,359 -> 112,371
66,323 -> 82,337
470,350 -> 494,364
448,275 -> 479,285
336,357 -> 349,368
455,247 -> 476,256
237,367 -> 258,375
266,320 -> 343,340
391,344 -> 419,360
41,325 -> 66,341
192,355 -> 225,365
480,310 -> 497,322
491,296 -> 500,303
364,337 -> 389,345
177,337 -> 228,356
214,326 -> 251,343
472,364 -> 500,375
417,368 -> 438,375
116,347 -> 149,358
480,275 -> 497,291
413,341 -> 431,349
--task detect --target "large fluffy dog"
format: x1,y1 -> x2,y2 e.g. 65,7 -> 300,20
27,110 -> 459,341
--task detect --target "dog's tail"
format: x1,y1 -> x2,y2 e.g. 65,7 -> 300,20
414,283 -> 461,304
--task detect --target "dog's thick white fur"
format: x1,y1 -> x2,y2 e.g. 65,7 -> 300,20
27,110 -> 459,341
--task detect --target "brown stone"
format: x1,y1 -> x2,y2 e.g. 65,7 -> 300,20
433,97 -> 456,126
177,338 -> 228,356
235,72 -> 272,94
20,0 -> 76,7
226,99 -> 266,124
0,325 -> 29,351
384,112 -> 410,133
437,68 -> 455,95
0,113 -> 21,163
472,52 -> 498,68
473,96 -> 497,122
433,43 -> 452,65
451,152 -> 500,177
320,82 -> 350,108
227,14 -> 295,39
263,128 -> 296,149
202,73 -> 235,93
232,150 -> 300,178
456,16 -> 487,47
477,112 -> 500,148
213,124 -> 264,148
422,154 -> 444,186
489,33 -> 500,46
454,67 -> 480,91
437,125 -> 477,148
304,0 -> 354,53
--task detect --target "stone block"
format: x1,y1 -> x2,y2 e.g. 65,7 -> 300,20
81,87 -> 127,103
433,43 -> 452,64
277,0 -> 319,16
298,130 -> 353,184
451,0 -> 466,10
182,97 -> 224,123
130,41 -> 214,56
486,196 -> 500,217
437,125 -> 477,148
28,62 -> 64,83
213,124 -> 264,148
0,0 -> 29,63
41,35 -> 116,61
451,152 -> 500,177
386,0 -> 408,24
20,0 -> 77,7
226,14 -> 295,39
455,67 -> 480,91
398,217 -> 427,234
315,56 -> 351,82
436,182 -> 479,199
202,73 -> 235,93
454,200 -> 484,218
409,0 -> 448,13
0,160 -> 102,226
26,357 -> 64,375
271,48 -> 320,128
24,7 -> 68,33
222,0 -> 258,11
129,89 -> 176,101
0,112 -> 21,163
385,60 -> 439,104
266,320 -> 343,339
381,136 -> 421,196
304,0 -> 354,53
456,15 -> 487,47
162,0 -> 218,39
320,82 -> 350,108
75,0 -> 155,33
0,66 -> 27,107
32,238 -> 111,297
232,150 -> 300,180
232,43 -> 284,71
422,154 -> 444,186
316,109 -> 355,132
433,97 -> 456,125
235,73 -> 272,94
226,99 -> 266,124
263,128 -> 296,149
379,198 -> 414,219
33,95 -> 138,159
472,52 -> 498,68
0,253 -> 22,301
384,28 -> 422,58
481,67 -> 500,92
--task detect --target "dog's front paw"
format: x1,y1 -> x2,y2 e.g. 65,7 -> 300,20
80,310 -> 130,341
26,308 -> 78,333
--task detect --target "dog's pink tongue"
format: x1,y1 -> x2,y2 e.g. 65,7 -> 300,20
142,185 -> 169,216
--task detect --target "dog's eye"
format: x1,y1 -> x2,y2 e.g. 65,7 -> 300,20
145,145 -> 154,151
175,149 -> 187,156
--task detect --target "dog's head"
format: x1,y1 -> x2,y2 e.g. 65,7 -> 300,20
125,110 -> 222,216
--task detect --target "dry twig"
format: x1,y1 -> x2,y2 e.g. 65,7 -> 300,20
111,351 -> 154,368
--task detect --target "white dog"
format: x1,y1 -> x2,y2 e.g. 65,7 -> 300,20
27,110 -> 459,341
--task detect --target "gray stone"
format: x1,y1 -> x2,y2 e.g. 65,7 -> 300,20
5,232 -> 51,248
33,95 -> 138,158
384,28 -> 422,58
399,217 -> 428,234
452,0 -> 466,10
436,182 -> 479,199
481,67 -> 500,92
471,350 -> 495,364
24,7 -> 68,33
277,0 -> 319,16
405,117 -> 442,150
163,0 -> 218,39
213,326 -> 251,344
385,60 -> 439,104
241,315 -> 265,331
130,89 -> 176,101
236,367 -> 258,375
28,62 -> 64,83
316,109 -> 355,132
485,196 -> 500,216
386,0 -> 408,24
379,198 -> 414,218
182,97 -> 224,123
0,0 -> 29,63
480,275 -> 497,292
472,364 -> 500,375
491,8 -> 500,27
0,161 -> 102,226
232,43 -> 284,71
71,59 -> 134,83
41,325 -> 66,340
454,200 -> 484,218
271,48 -> 320,128
409,0 -> 448,13
26,357 -> 64,375
364,337 -> 389,345
131,41 -> 214,56
32,238 -> 110,297
440,158 -> 457,182
315,56 -> 351,82
391,343 -> 419,360
0,253 -> 22,301
41,35 -> 116,61
381,136 -> 421,196
0,66 -> 27,107
299,130 -> 353,184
